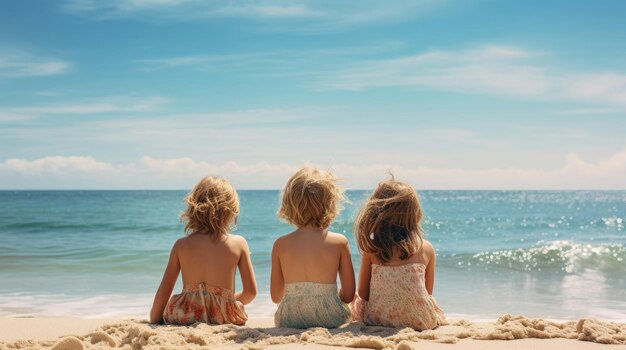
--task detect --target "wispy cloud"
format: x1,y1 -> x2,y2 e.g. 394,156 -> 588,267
209,4 -> 323,18
90,108 -> 321,131
428,128 -> 498,146
0,112 -> 29,122
0,47 -> 71,79
0,106 -> 351,163
512,125 -> 589,140
2,150 -> 625,189
61,0 -> 322,19
134,53 -> 285,72
557,108 -> 625,115
1,96 -> 170,121
60,0 -> 444,31
15,96 -> 170,114
134,44 -> 626,108
315,46 -> 547,94
134,42 -> 406,72
35,90 -> 63,97
315,45 -> 626,106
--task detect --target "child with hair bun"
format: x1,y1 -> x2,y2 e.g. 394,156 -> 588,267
352,177 -> 445,330
271,166 -> 355,328
150,176 -> 257,325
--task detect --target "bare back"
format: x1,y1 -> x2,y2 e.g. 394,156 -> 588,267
278,230 -> 345,283
176,233 -> 244,290
149,232 -> 257,323
270,226 -> 355,303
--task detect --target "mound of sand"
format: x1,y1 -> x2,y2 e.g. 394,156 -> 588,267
1,315 -> 624,350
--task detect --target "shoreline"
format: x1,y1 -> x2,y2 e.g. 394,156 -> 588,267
4,291 -> 625,323
1,316 -> 624,349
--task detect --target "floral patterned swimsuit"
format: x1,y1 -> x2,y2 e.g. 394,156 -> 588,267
351,263 -> 446,330
163,283 -> 248,326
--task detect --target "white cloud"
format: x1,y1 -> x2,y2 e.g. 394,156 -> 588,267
137,156 -> 299,177
1,150 -> 625,189
0,48 -> 71,79
3,156 -> 112,174
564,73 -> 626,105
316,45 -> 626,106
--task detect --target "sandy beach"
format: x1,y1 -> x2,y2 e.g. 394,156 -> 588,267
1,315 -> 624,350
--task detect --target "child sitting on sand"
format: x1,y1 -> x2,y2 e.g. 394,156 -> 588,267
351,177 -> 446,330
270,167 -> 355,328
150,176 -> 257,325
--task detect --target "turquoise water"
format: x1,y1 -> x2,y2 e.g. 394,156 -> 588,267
0,190 -> 625,320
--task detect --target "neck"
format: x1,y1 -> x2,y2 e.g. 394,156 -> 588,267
298,224 -> 325,233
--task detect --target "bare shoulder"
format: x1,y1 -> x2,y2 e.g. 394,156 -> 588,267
172,236 -> 188,249
327,231 -> 350,246
227,234 -> 249,249
272,232 -> 291,251
168,236 -> 188,257
421,239 -> 435,257
228,233 -> 246,243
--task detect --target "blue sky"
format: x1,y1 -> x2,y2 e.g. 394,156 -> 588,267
1,0 -> 625,189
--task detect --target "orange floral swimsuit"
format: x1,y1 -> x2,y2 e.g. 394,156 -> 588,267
163,283 -> 247,325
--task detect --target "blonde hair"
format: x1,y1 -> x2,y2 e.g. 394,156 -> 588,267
181,176 -> 239,238
278,167 -> 344,230
354,177 -> 424,263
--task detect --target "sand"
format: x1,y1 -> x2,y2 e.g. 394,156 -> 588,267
0,315 -> 625,350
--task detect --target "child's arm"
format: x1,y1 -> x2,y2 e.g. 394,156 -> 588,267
338,238 -> 356,303
270,238 -> 285,303
150,241 -> 181,324
235,237 -> 257,305
424,241 -> 436,295
357,252 -> 372,300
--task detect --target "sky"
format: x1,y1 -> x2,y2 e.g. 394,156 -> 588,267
0,0 -> 625,189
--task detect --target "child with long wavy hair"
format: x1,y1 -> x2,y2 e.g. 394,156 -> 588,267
352,177 -> 445,330
150,176 -> 257,325
270,166 -> 355,328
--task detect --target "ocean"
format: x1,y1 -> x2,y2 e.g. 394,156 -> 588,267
0,190 -> 624,321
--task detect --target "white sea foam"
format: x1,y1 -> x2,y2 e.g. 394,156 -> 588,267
0,293 -> 151,319
0,292 -> 278,319
455,240 -> 626,273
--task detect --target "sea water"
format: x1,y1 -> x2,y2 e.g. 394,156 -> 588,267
0,190 -> 624,320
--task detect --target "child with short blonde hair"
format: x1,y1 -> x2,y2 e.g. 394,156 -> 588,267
150,176 -> 257,325
271,167 -> 355,328
352,177 -> 445,330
